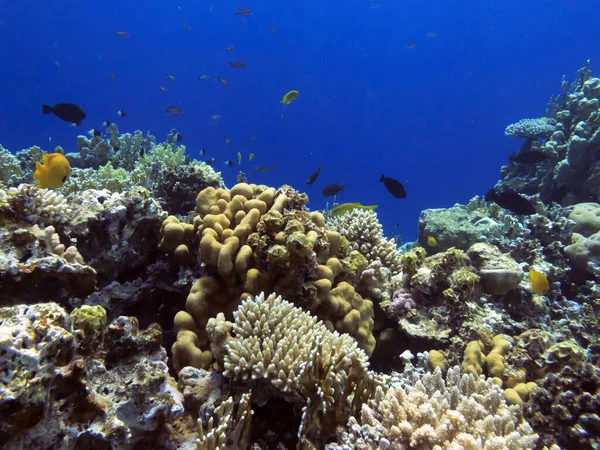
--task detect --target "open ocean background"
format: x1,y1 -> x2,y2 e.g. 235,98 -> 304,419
0,0 -> 597,241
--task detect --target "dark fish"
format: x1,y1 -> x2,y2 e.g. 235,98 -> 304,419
405,41 -> 416,50
113,30 -> 129,37
426,30 -> 439,38
109,73 -> 115,82
164,73 -> 176,81
485,189 -> 536,215
225,45 -> 234,53
216,76 -> 230,86
380,174 -> 406,199
206,157 -> 216,165
42,103 -> 86,126
184,20 -> 190,31
509,150 -> 551,164
224,160 -> 235,166
200,148 -> 207,156
117,110 -> 126,117
159,86 -> 168,93
235,8 -> 252,16
222,134 -> 231,145
164,106 -> 184,115
176,133 -> 183,142
322,183 -> 345,197
103,120 -> 112,127
306,166 -> 321,185
198,75 -> 210,81
229,61 -> 246,69
92,128 -> 102,137
253,165 -> 271,173
269,24 -> 275,35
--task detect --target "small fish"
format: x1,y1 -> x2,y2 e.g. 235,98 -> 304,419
405,41 -> 416,50
89,128 -> 102,138
42,103 -> 86,126
380,174 -> 407,199
235,7 -> 252,16
225,159 -> 235,166
211,114 -> 221,120
269,24 -> 275,35
103,120 -> 112,127
222,134 -> 231,145
322,183 -> 345,197
164,73 -> 176,81
427,236 -> 437,247
216,76 -> 230,86
306,166 -> 321,185
229,61 -> 246,69
529,270 -> 549,295
249,153 -> 255,161
237,151 -> 242,165
159,86 -> 168,93
225,45 -> 234,53
279,112 -> 284,119
176,133 -> 183,142
113,30 -> 129,37
281,90 -> 299,105
485,189 -> 536,215
253,165 -> 272,173
200,148 -> 207,156
184,20 -> 190,31
330,202 -> 377,217
164,106 -> 184,115
198,75 -> 210,81
109,73 -> 115,82
426,30 -> 439,38
117,110 -> 126,117
54,60 -> 61,67
250,130 -> 257,140
509,150 -> 551,164
206,157 -> 216,165
33,152 -> 72,189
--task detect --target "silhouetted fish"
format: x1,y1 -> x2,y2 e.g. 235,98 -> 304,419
306,166 -> 321,185
380,174 -> 406,198
164,106 -> 184,115
322,183 -> 345,197
229,61 -> 246,69
485,189 -> 536,215
235,8 -> 252,16
42,103 -> 86,126
217,76 -> 230,86
509,150 -> 551,164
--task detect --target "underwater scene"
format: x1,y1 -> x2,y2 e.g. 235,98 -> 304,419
0,1 -> 599,449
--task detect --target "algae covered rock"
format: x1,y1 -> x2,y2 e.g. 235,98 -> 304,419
467,242 -> 523,295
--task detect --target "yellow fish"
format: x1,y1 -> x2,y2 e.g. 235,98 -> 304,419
281,90 -> 299,105
427,236 -> 437,247
237,152 -> 242,165
249,153 -> 255,162
330,202 -> 377,217
33,152 -> 71,189
529,270 -> 549,295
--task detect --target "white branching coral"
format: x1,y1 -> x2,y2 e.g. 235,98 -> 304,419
206,292 -> 379,441
0,184 -> 73,226
329,366 -> 538,450
327,209 -> 402,274
196,392 -> 252,450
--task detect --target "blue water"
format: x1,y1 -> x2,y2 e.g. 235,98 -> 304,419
0,0 -> 597,241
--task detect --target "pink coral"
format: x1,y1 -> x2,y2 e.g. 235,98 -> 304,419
387,287 -> 416,318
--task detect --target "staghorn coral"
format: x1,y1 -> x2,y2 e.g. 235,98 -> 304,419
206,292 -> 379,443
195,392 -> 252,450
326,209 -> 403,274
0,184 -> 73,226
329,366 -> 538,450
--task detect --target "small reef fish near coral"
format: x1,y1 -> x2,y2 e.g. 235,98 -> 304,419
1,3 -> 600,449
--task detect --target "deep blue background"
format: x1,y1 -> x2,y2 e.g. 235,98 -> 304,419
0,1 -> 597,241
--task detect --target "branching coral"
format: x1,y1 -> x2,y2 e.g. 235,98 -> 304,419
330,366 -> 538,450
326,209 -> 403,274
206,292 -> 379,443
505,118 -> 557,139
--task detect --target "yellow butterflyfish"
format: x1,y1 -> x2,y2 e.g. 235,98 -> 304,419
33,152 -> 71,189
